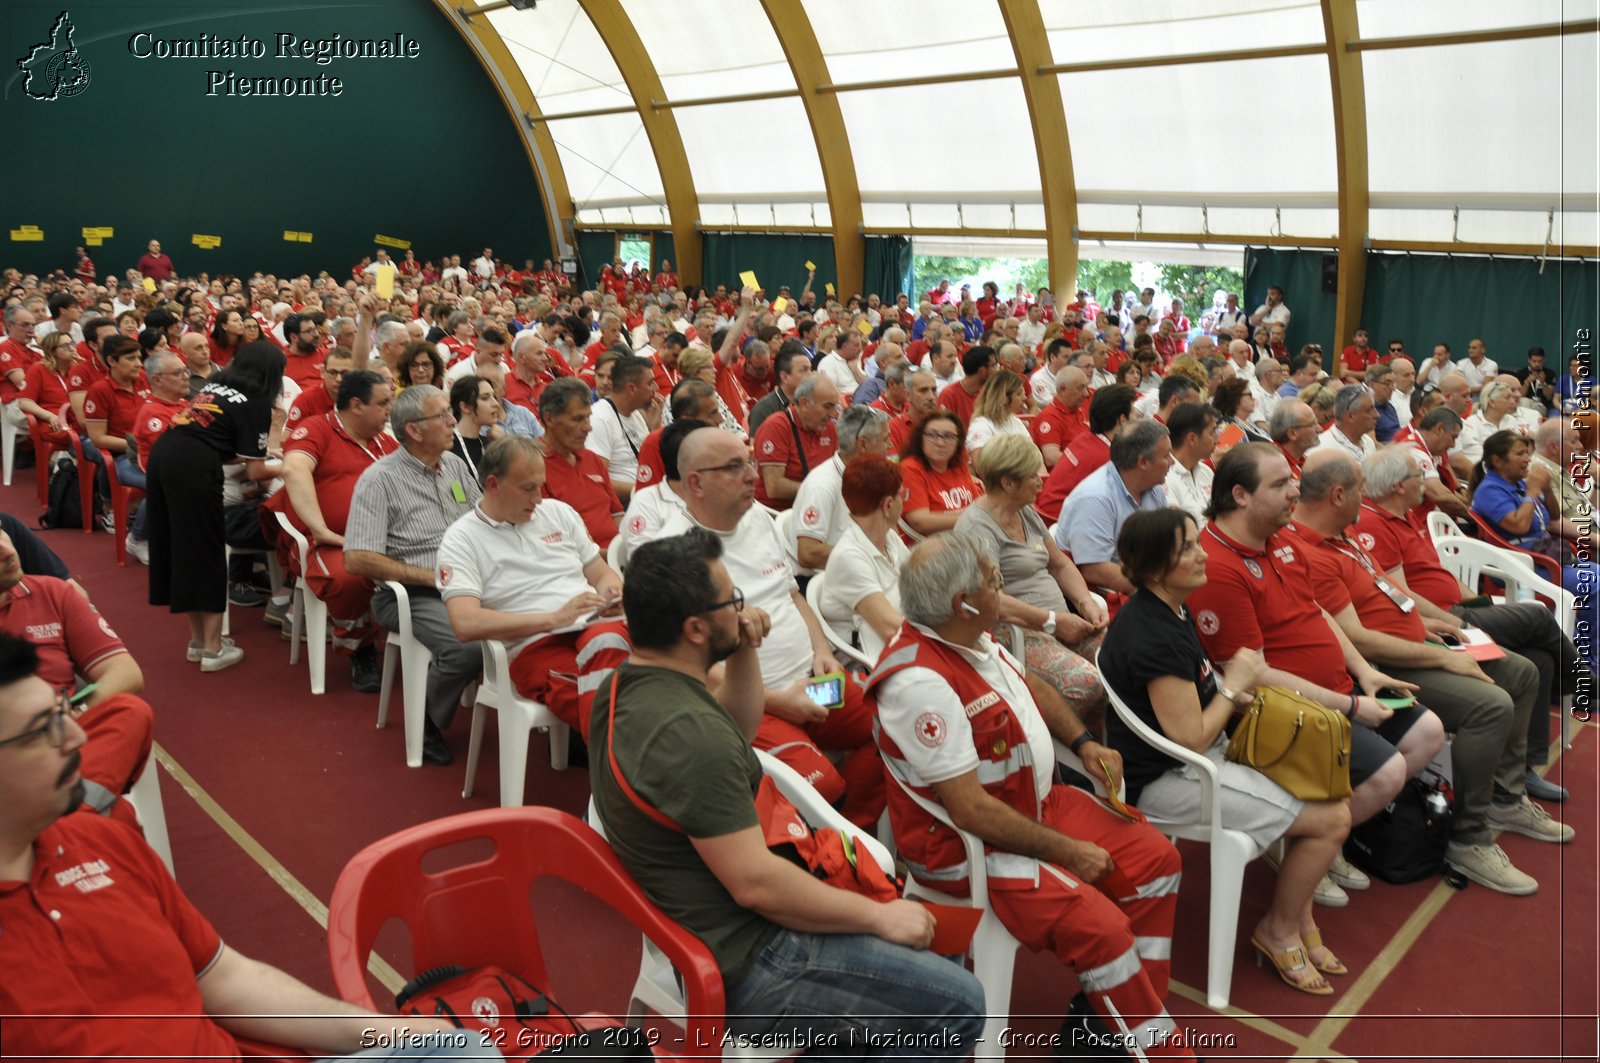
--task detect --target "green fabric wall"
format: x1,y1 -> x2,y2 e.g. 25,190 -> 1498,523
864,236 -> 915,302
2,0 -> 551,277
701,234 -> 835,297
1361,253 -> 1598,370
1243,247 -> 1339,361
573,230 -> 675,291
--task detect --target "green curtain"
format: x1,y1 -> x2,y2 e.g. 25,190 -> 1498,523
575,232 -> 618,291
1362,253 -> 1599,370
1243,247 -> 1338,365
863,236 -> 915,302
653,231 -> 676,278
700,234 -> 836,297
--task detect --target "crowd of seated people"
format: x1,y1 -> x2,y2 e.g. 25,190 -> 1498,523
1,247 -> 1591,1057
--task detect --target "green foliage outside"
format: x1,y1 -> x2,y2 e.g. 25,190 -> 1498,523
911,254 -> 1244,321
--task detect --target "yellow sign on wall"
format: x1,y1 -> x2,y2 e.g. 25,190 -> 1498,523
282,231 -> 314,243
10,225 -> 44,242
191,234 -> 222,249
373,233 -> 411,250
81,226 -> 114,239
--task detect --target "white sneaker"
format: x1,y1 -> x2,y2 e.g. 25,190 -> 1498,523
1328,852 -> 1371,890
124,534 -> 149,565
1446,841 -> 1538,895
1488,795 -> 1576,844
187,636 -> 237,663
1313,873 -> 1349,908
198,642 -> 245,673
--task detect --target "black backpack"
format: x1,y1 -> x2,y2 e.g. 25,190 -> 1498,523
1344,770 -> 1454,883
40,453 -> 83,530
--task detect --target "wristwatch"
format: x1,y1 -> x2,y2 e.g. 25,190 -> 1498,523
1042,610 -> 1057,636
1216,684 -> 1252,708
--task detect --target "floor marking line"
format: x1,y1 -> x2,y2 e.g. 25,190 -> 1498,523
153,744 -> 406,994
1167,978 -> 1324,1052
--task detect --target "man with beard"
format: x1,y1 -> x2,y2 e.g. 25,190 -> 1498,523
589,530 -> 984,1056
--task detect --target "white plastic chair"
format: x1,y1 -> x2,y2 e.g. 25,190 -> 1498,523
883,768 -> 1023,1059
463,640 -> 571,806
607,534 -> 627,573
221,544 -> 282,638
607,749 -> 892,1061
1,410 -> 23,487
1097,650 -> 1262,1009
1430,533 -> 1577,749
803,569 -> 873,670
377,580 -> 435,768
274,512 -> 331,695
126,751 -> 174,876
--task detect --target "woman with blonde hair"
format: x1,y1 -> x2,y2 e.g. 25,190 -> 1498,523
955,433 -> 1109,726
675,345 -> 748,439
964,368 -> 1030,460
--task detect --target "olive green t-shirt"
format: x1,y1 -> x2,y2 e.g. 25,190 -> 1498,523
590,663 -> 780,985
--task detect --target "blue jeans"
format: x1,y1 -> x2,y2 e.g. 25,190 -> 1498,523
114,452 -> 148,539
725,930 -> 985,1061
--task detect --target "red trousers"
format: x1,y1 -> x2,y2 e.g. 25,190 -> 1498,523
303,544 -> 381,654
989,785 -> 1190,1059
78,693 -> 155,829
754,672 -> 886,829
509,621 -> 631,742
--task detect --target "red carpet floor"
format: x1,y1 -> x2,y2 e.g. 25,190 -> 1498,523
7,471 -> 1597,1061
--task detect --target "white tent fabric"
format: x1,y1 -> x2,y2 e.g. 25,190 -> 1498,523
471,0 -> 1598,252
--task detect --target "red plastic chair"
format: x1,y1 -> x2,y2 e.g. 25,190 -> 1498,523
31,403 -> 95,531
1465,509 -> 1564,587
105,456 -> 146,565
327,807 -> 729,1048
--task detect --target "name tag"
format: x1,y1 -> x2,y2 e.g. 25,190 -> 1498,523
450,480 -> 467,504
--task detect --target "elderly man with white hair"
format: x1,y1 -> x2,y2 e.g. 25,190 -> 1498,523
1317,385 -> 1377,462
788,404 -> 890,575
1456,377 -> 1531,465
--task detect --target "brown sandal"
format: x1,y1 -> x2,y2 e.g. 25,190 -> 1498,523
1302,930 -> 1348,975
1251,934 -> 1333,996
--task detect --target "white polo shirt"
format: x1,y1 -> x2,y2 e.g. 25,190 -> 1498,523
789,454 -> 849,577
436,499 -> 599,656
586,398 -> 648,486
819,521 -> 908,662
1029,364 -> 1059,407
645,504 -> 813,687
617,480 -> 687,565
1454,357 -> 1500,392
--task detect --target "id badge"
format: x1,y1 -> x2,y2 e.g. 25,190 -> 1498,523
1373,575 -> 1415,613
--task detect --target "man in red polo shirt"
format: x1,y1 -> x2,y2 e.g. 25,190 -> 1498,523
753,375 -> 840,512
82,335 -> 150,539
1032,366 -> 1090,469
135,238 -> 175,281
1268,400 -> 1319,483
1,306 -> 42,428
503,329 -> 553,414
1189,443 -> 1443,904
0,642 -> 492,1062
537,377 -> 623,547
636,380 -> 720,491
281,369 -> 399,693
887,368 -> 939,455
1036,384 -> 1136,523
1288,449 -> 1567,893
0,533 -> 150,825
67,317 -> 118,428
437,310 -> 477,367
581,311 -> 625,370
286,347 -> 355,428
1392,406 -> 1472,525
936,344 -> 993,427
1355,446 -> 1588,804
280,313 -> 326,389
651,331 -> 686,395
1338,329 -> 1379,384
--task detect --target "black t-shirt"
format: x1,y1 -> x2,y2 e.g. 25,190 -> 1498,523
1098,588 -> 1219,802
168,382 -> 273,460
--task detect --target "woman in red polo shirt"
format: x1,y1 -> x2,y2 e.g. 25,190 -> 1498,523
208,309 -> 246,368
898,409 -> 980,541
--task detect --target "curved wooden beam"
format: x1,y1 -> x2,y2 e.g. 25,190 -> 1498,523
437,0 -> 573,257
576,0 -> 700,285
1323,0 -> 1369,358
758,0 -> 864,298
996,0 -> 1078,295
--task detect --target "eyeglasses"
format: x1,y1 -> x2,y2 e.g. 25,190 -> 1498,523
693,458 -> 758,476
702,588 -> 745,615
413,409 -> 456,425
924,430 -> 960,443
0,687 -> 89,749
323,367 -> 351,379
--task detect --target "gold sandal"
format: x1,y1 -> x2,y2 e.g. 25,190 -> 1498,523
1303,930 -> 1348,976
1251,935 -> 1333,996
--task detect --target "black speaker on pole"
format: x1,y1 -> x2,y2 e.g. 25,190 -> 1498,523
1320,253 -> 1339,293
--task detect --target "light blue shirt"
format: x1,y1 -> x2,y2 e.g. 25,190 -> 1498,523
498,399 -> 543,439
1055,461 -> 1169,565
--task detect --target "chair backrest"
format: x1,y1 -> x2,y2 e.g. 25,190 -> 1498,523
327,808 -> 725,1027
1464,509 -> 1563,585
773,507 -> 795,554
1425,509 -> 1461,543
884,767 -> 989,901
803,569 -> 873,670
1435,535 -> 1575,633
753,748 -> 894,875
1095,649 -> 1221,832
606,533 -> 627,573
273,510 -> 310,570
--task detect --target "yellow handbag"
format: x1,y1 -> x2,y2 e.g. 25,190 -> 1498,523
1225,685 -> 1353,801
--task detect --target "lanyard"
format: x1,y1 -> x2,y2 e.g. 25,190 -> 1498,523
452,430 -> 479,480
1328,535 -> 1415,613
605,398 -> 640,459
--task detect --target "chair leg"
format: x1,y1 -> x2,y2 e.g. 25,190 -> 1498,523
498,706 -> 534,807
78,455 -> 95,534
376,640 -> 397,730
1,419 -> 14,487
1562,694 -> 1574,750
401,644 -> 433,769
127,754 -> 174,876
463,703 -> 488,798
221,547 -> 233,637
305,596 -> 328,696
288,588 -> 305,666
112,486 -> 129,564
1204,830 -> 1257,1011
547,720 -> 570,771
970,916 -> 1018,1059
